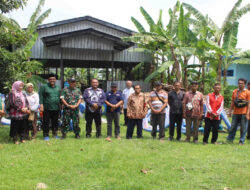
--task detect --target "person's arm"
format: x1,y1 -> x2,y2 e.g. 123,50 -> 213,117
39,86 -> 44,112
206,95 -> 212,113
182,93 -> 187,118
199,94 -> 203,119
216,99 -> 224,116
83,89 -> 94,107
158,93 -> 168,113
30,93 -> 40,111
246,103 -> 250,120
126,96 -> 132,118
0,103 -> 4,115
229,92 -> 235,117
98,90 -> 106,107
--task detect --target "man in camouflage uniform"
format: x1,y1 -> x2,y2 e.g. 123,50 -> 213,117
60,78 -> 82,139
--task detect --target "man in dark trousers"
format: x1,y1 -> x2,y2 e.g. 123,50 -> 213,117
105,83 -> 123,141
203,83 -> 224,145
168,81 -> 185,141
39,73 -> 61,141
148,82 -> 168,140
83,79 -> 105,138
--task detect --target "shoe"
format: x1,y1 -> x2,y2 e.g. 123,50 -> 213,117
44,136 -> 50,141
212,142 -> 218,145
168,137 -> 173,141
203,142 -> 207,145
126,137 -> 132,140
137,136 -> 143,139
159,138 -> 164,142
105,137 -> 112,142
53,136 -> 60,139
176,138 -> 181,142
75,134 -> 80,139
193,140 -> 198,144
61,134 -> 66,140
239,141 -> 244,146
86,135 -> 91,138
116,136 -> 121,140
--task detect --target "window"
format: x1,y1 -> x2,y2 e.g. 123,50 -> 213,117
221,69 -> 234,77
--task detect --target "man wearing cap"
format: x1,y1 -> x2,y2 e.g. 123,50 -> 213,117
183,81 -> 203,143
122,81 -> 134,126
105,83 -> 123,141
39,73 -> 61,140
60,78 -> 82,139
83,79 -> 105,138
148,82 -> 168,140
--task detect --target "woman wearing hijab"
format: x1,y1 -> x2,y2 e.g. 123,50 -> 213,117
25,83 -> 39,139
9,81 -> 30,144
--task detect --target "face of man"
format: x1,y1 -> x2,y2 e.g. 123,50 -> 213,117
238,80 -> 245,90
48,77 -> 56,86
126,81 -> 132,88
91,79 -> 99,89
69,81 -> 76,89
111,86 -> 117,92
134,85 -> 141,94
191,84 -> 198,92
174,82 -> 181,91
214,85 -> 221,94
155,85 -> 162,91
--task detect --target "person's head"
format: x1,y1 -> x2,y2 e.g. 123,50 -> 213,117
173,81 -> 181,91
126,81 -> 133,88
190,81 -> 198,92
69,78 -> 76,89
213,83 -> 221,94
26,83 -> 34,93
154,81 -> 162,91
134,84 -> 141,94
247,82 -> 250,90
111,83 -> 118,92
91,78 -> 99,89
48,73 -> 56,86
12,81 -> 24,92
238,78 -> 247,90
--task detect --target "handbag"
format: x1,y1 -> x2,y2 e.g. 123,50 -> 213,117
28,111 -> 35,121
234,90 -> 248,108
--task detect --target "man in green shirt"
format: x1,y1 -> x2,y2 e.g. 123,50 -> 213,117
39,74 -> 61,141
60,78 -> 82,139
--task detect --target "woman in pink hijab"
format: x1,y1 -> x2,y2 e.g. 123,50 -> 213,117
9,81 -> 30,144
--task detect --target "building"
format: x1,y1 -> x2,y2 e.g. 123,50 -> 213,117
30,16 -> 152,87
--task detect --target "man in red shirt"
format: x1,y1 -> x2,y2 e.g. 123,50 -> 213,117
227,78 -> 250,145
203,83 -> 224,145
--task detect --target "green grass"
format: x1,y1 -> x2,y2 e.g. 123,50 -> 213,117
0,116 -> 249,190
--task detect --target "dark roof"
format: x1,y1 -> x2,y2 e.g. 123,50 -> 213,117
42,28 -> 134,50
37,15 -> 135,35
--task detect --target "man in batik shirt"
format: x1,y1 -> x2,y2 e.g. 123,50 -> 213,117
183,81 -> 203,143
60,78 -> 82,139
126,84 -> 148,139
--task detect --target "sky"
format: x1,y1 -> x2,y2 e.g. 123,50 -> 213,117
6,0 -> 250,50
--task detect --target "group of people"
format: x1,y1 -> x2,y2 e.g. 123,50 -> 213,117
2,73 -> 250,145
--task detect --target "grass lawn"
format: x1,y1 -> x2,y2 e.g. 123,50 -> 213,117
0,115 -> 249,190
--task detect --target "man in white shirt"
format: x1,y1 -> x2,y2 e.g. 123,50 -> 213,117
122,81 -> 134,126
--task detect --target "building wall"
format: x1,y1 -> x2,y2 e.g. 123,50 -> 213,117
224,64 -> 250,86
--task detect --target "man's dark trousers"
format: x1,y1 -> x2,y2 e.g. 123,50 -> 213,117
169,113 -> 183,140
85,111 -> 102,137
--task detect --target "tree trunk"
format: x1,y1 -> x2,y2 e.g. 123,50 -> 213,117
183,56 -> 188,90
167,68 -> 171,84
170,46 -> 181,82
201,60 -> 205,94
216,55 -> 222,83
223,67 -> 227,87
161,55 -> 164,83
